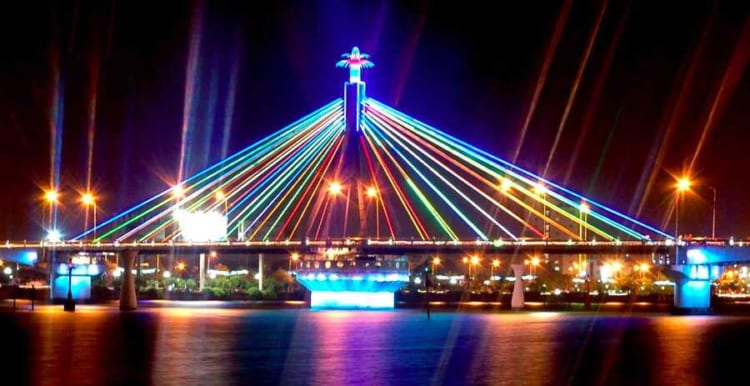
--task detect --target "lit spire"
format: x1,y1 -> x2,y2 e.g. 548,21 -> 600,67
336,46 -> 374,83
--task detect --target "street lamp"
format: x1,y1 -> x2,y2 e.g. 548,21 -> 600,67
634,262 -> 649,279
432,257 -> 440,278
534,182 -> 549,240
471,255 -> 480,279
216,190 -> 228,214
172,184 -> 185,199
176,261 -> 186,278
527,256 -> 540,281
633,262 -> 650,292
43,189 -> 59,233
675,177 -> 691,235
289,252 -> 300,271
64,258 -> 75,312
171,185 -> 186,218
82,192 -> 96,241
674,177 -> 690,264
499,177 -> 512,193
328,181 -> 343,196
366,186 -> 379,239
579,202 -> 590,241
709,186 -> 716,239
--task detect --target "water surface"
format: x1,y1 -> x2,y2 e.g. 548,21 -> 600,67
1,303 -> 747,385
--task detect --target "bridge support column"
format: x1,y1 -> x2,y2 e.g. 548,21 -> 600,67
199,253 -> 206,291
511,264 -> 525,310
258,253 -> 264,292
119,249 -> 138,311
666,265 -> 712,314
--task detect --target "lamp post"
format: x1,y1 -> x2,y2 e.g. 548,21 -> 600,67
674,177 -> 691,239
576,200 -> 590,285
535,182 -> 549,240
64,258 -> 75,311
674,177 -> 691,264
216,190 -> 228,215
499,177 -> 512,193
491,259 -> 500,281
82,192 -> 96,241
432,257 -> 440,279
328,181 -> 342,196
709,186 -> 716,239
579,202 -> 590,242
366,186 -> 379,239
289,252 -> 300,271
471,255 -> 480,280
527,256 -> 540,284
43,189 -> 58,234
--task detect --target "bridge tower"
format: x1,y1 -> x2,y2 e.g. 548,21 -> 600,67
336,47 -> 374,238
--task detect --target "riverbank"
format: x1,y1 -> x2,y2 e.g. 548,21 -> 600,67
5,297 -> 750,315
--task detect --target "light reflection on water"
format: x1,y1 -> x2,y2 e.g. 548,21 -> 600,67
2,305 -> 750,385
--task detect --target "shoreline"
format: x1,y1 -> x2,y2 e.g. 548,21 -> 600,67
3,298 -> 750,316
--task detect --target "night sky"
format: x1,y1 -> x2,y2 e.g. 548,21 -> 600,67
1,0 -> 748,241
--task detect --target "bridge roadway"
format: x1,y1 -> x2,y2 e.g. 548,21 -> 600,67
4,239 -> 672,257
6,238 -> 750,313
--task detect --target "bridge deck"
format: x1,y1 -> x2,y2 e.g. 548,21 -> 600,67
5,239 -> 673,256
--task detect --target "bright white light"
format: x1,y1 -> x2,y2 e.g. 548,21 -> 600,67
328,181 -> 343,195
163,271 -> 171,279
500,178 -> 512,192
3,267 -> 12,275
174,210 -> 227,242
534,182 -> 547,195
47,230 -> 62,243
172,184 -> 185,198
686,249 -> 706,264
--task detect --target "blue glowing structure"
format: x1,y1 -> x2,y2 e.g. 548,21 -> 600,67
295,252 -> 410,309
310,291 -> 396,309
50,253 -> 108,302
0,249 -> 38,266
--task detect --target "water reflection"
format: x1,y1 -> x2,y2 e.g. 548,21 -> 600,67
2,305 -> 750,385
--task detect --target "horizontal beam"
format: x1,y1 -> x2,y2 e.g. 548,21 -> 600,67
4,239 -> 674,256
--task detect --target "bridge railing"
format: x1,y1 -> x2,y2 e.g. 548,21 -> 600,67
5,237 -> 748,251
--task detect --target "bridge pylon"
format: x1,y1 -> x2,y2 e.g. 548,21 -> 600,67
119,249 -> 138,310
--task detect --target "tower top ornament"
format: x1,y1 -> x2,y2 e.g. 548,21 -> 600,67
336,46 -> 374,84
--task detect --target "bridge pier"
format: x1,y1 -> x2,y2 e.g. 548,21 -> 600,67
511,264 -> 525,310
199,252 -> 206,291
666,265 -> 712,314
258,253 -> 264,292
119,249 -> 138,311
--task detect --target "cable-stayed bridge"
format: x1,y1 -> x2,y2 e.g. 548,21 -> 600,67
5,47 -> 744,312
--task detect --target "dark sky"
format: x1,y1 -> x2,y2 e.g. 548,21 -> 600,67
1,0 -> 749,241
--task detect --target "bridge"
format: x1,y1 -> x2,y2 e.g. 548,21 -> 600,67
3,47 -> 745,312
